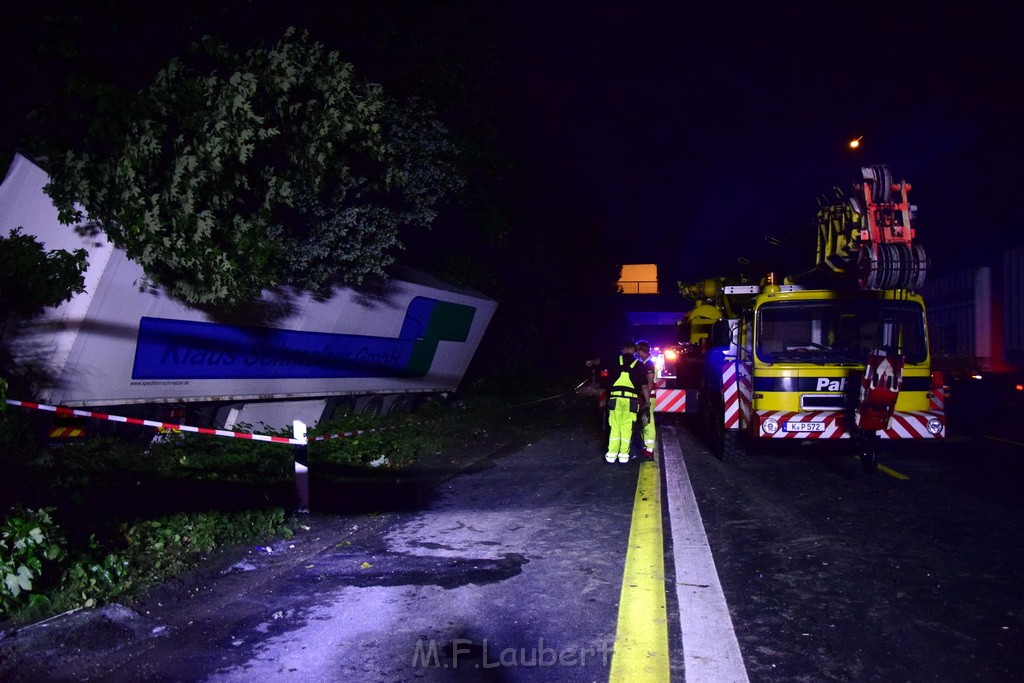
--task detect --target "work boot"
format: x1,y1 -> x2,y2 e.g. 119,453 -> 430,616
643,448 -> 654,460
617,452 -> 630,463
605,453 -> 617,464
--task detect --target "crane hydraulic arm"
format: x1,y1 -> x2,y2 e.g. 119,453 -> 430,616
813,164 -> 928,290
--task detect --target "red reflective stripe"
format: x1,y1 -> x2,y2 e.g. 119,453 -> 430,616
754,409 -> 941,440
882,412 -> 941,439
655,389 -> 687,412
48,427 -> 86,438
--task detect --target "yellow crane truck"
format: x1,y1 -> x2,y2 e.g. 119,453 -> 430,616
668,165 -> 946,472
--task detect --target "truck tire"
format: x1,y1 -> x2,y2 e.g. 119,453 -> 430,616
701,384 -> 741,459
384,394 -> 419,416
355,396 -> 383,416
325,396 -> 356,420
722,429 -> 744,460
710,423 -> 744,460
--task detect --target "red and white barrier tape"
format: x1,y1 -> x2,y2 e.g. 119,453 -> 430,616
7,394 -> 534,446
5,399 -> 306,445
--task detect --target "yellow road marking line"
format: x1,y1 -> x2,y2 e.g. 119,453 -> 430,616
854,456 -> 910,480
878,464 -> 910,480
609,459 -> 670,681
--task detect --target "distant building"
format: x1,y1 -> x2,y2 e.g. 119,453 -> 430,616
617,264 -> 659,294
616,264 -> 685,347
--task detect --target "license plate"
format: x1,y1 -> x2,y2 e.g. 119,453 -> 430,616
784,421 -> 825,432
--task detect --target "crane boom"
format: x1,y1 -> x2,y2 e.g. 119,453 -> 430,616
814,164 -> 928,290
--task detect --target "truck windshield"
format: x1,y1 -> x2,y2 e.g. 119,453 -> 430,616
756,299 -> 928,365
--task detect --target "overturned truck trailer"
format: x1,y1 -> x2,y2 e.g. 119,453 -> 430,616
1,153 -> 496,431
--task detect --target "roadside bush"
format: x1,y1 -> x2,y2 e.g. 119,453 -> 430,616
0,391 -> 526,626
0,507 -> 66,616
310,408 -> 447,468
145,428 -> 293,482
57,538 -> 130,611
1,505 -> 293,622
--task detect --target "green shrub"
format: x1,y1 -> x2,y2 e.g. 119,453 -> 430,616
0,390 -> 531,625
144,429 -> 292,483
113,508 -> 293,591
1,506 -> 294,623
0,506 -> 66,616
310,410 -> 447,468
57,537 -> 130,610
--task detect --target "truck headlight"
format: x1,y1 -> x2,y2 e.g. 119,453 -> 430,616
762,418 -> 779,435
926,418 -> 943,435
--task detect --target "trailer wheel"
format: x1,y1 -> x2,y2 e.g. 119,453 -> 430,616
385,394 -> 419,417
355,396 -> 383,416
326,396 -> 356,420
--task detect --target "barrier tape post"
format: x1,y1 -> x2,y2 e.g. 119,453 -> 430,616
293,420 -> 310,514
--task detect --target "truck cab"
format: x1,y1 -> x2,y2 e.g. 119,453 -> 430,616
735,286 -> 944,442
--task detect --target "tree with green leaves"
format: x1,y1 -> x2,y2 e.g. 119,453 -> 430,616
43,27 -> 462,305
0,228 -> 87,323
0,228 -> 87,404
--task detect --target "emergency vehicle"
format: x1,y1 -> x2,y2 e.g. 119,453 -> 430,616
666,164 -> 946,471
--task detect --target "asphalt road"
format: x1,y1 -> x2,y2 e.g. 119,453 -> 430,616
676,416 -> 1024,682
2,399 -> 1022,682
0,400 -> 641,682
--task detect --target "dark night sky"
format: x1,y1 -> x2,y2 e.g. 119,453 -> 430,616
484,2 -> 1024,283
4,1 -> 1024,288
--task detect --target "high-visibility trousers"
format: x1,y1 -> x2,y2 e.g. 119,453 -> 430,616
641,394 -> 656,452
606,395 -> 638,457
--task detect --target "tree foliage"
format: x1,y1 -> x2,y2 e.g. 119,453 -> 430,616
0,228 -> 87,321
43,27 -> 462,305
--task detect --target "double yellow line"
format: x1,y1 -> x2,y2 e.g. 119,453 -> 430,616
609,458 -> 670,680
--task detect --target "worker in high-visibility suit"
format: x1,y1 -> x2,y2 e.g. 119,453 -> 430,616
635,339 -> 657,459
587,342 -> 647,463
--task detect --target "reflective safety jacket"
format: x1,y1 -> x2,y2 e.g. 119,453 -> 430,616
609,354 -> 642,399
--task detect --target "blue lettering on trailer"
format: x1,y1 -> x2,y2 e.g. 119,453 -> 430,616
131,297 -> 477,380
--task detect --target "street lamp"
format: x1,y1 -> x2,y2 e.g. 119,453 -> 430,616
849,135 -> 864,149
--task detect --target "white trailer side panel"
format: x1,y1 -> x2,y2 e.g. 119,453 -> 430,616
2,154 -> 496,407
0,153 -> 116,389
